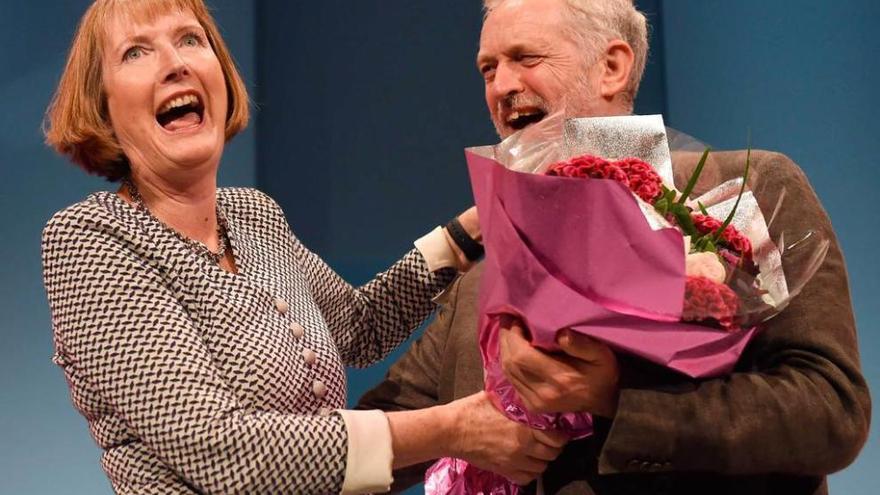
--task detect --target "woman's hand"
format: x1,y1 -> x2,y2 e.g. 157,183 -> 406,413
446,391 -> 566,485
388,390 -> 565,485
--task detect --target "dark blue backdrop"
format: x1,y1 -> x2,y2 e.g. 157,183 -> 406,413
2,1 -> 875,493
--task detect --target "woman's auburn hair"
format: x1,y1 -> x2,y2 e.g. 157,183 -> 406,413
43,0 -> 250,181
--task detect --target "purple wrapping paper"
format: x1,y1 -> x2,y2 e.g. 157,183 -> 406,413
467,150 -> 759,437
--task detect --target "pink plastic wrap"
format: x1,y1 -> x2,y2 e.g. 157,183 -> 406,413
425,458 -> 520,495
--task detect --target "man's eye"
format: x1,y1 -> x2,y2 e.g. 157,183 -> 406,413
123,47 -> 144,62
480,66 -> 496,81
517,55 -> 541,66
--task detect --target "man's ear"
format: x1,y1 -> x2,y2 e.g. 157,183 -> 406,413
598,40 -> 635,99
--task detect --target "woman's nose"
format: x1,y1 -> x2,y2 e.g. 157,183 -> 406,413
160,49 -> 190,84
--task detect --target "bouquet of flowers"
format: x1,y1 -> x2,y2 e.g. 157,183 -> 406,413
425,115 -> 829,494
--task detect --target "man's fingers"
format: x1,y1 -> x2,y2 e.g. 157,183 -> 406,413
507,321 -> 527,338
509,374 -> 549,412
557,329 -> 611,362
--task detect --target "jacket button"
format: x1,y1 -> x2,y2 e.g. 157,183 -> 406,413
302,348 -> 317,366
290,322 -> 305,338
312,380 -> 328,399
274,298 -> 289,314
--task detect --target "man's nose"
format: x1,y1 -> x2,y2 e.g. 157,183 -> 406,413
490,61 -> 524,99
160,48 -> 190,84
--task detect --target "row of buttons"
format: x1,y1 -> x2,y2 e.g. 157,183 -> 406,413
274,297 -> 328,404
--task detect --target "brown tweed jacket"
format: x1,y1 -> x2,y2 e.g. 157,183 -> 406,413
358,150 -> 871,494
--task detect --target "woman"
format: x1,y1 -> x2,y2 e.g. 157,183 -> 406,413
41,1 -> 564,493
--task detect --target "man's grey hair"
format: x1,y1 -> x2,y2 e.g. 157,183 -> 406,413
484,0 -> 649,110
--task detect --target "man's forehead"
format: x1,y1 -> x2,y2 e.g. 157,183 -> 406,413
482,0 -> 568,28
478,1 -> 569,59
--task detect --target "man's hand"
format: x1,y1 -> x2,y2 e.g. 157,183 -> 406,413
448,391 -> 567,486
499,321 -> 620,418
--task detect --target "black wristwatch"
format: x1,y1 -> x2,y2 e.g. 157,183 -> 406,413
445,217 -> 484,262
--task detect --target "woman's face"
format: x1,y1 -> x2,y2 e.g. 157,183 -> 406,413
101,9 -> 227,177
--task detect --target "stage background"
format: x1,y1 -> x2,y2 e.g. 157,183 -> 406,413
1,1 -> 875,493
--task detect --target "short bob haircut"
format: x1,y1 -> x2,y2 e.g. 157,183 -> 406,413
44,0 -> 250,181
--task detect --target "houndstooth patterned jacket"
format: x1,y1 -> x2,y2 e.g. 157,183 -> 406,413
42,187 -> 456,494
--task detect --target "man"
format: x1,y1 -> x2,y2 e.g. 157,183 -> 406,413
359,0 -> 870,493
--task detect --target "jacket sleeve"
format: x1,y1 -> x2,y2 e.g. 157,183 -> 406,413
598,151 -> 871,476
43,210 -> 351,494
257,192 -> 457,368
355,276 -> 465,491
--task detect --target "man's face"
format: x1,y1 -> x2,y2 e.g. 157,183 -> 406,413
477,0 -> 602,138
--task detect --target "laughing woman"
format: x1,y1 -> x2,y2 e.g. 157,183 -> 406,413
41,1 -> 564,493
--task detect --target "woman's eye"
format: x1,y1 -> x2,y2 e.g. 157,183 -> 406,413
182,33 -> 201,47
123,47 -> 144,62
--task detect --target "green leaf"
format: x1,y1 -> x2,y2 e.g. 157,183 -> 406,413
654,197 -> 669,215
678,147 -> 712,205
711,140 -> 752,243
698,201 -> 709,216
692,235 -> 718,254
671,203 -> 697,237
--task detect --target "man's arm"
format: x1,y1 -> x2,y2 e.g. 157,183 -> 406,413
499,151 -> 871,476
598,151 -> 870,475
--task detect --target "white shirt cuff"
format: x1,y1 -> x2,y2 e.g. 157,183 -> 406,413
338,409 -> 394,494
414,226 -> 459,272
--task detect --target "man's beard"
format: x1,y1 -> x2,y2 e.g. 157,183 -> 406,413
491,72 -> 599,139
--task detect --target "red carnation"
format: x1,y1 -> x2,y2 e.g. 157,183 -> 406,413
691,214 -> 753,261
692,214 -> 724,234
721,228 -> 753,260
547,154 -> 666,202
602,163 -> 630,183
615,157 -> 664,202
548,155 -> 610,179
682,276 -> 740,331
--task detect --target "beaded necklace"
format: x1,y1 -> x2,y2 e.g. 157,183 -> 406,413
124,177 -> 229,264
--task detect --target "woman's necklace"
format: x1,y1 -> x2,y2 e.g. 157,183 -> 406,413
123,177 -> 229,264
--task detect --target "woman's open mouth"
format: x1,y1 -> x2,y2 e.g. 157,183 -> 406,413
156,93 -> 205,132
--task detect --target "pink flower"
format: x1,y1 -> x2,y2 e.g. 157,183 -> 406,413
685,252 -> 726,283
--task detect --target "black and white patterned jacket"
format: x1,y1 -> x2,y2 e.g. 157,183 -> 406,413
42,187 -> 456,494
